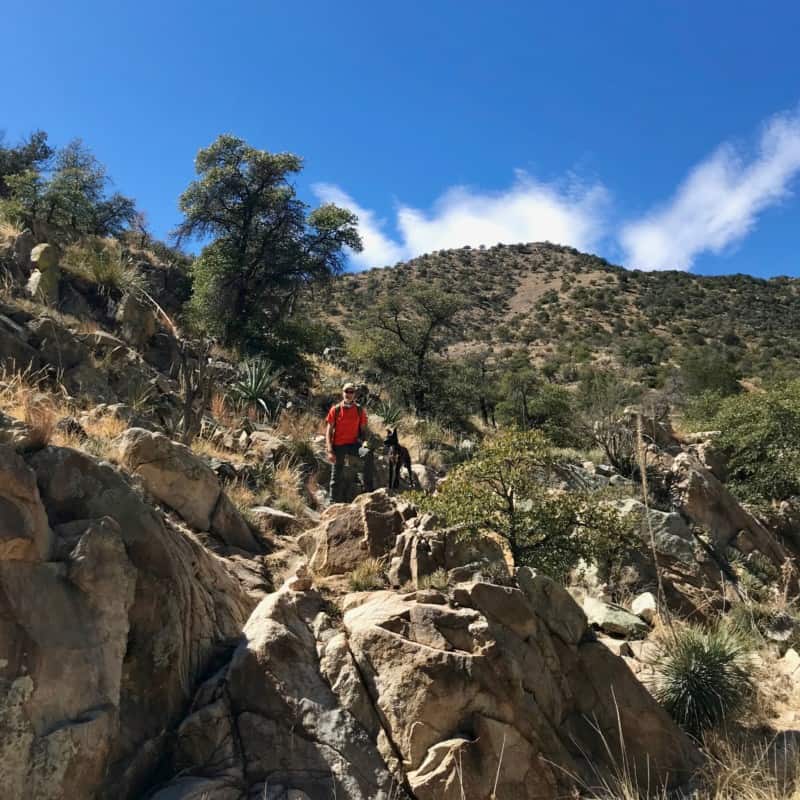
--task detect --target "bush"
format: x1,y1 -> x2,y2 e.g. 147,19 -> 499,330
62,237 -> 142,294
712,381 -> 800,504
412,430 -> 629,579
650,625 -> 755,736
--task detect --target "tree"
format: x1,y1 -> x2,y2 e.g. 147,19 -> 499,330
176,135 -> 361,352
351,284 -> 465,413
678,346 -> 740,398
415,430 -> 627,579
2,138 -> 136,237
0,130 -> 53,198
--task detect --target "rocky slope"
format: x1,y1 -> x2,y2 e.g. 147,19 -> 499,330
1,229 -> 799,798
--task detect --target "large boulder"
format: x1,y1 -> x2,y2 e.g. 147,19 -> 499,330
0,444 -> 51,560
613,497 -> 695,564
157,583 -> 396,799
300,489 -> 405,575
0,445 -> 255,799
158,575 -> 699,799
388,514 -> 510,587
671,453 -> 790,567
116,292 -> 158,349
344,581 -> 700,798
26,243 -> 60,305
117,428 -> 259,551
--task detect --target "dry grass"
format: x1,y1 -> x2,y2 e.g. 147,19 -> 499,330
21,392 -> 56,447
0,219 -> 22,240
275,409 -> 323,440
191,435 -> 236,462
210,392 -> 236,427
348,558 -> 386,592
273,457 -> 307,516
225,480 -> 261,513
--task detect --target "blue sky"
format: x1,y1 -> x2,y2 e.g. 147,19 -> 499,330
3,1 -> 800,276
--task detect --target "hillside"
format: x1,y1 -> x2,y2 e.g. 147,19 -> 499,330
321,242 -> 800,379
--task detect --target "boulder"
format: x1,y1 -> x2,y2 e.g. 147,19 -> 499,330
116,292 -> 158,349
613,498 -> 695,563
117,428 -> 259,551
158,585 -> 396,799
0,312 -> 40,372
671,453 -> 790,567
410,462 -> 437,492
26,244 -> 60,304
388,517 -> 510,587
302,489 -> 404,575
631,591 -> 658,624
0,444 -> 51,560
26,316 -> 88,370
1,445 -> 255,799
583,597 -> 650,638
157,579 -> 700,799
344,583 -> 700,798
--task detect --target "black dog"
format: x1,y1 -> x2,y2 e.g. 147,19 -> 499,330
383,428 -> 414,490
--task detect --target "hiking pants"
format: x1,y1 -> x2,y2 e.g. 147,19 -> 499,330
330,443 -> 374,503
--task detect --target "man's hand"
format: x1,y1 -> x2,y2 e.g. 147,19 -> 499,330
326,449 -> 336,464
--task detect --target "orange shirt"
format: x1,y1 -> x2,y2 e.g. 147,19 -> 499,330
326,403 -> 367,446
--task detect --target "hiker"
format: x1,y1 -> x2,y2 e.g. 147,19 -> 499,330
325,382 -> 374,503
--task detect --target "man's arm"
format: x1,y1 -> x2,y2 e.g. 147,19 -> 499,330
325,422 -> 336,462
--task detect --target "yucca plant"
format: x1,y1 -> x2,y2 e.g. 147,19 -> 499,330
650,624 -> 755,737
228,359 -> 281,415
372,399 -> 404,428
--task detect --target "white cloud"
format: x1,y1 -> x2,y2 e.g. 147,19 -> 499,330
313,173 -> 608,270
620,109 -> 800,270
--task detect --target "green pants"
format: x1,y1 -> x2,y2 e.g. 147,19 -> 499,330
330,443 -> 374,503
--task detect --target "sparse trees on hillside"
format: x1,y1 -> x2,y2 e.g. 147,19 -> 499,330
176,135 -> 361,355
0,130 -> 53,198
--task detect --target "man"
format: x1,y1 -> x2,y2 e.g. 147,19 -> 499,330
325,382 -> 374,503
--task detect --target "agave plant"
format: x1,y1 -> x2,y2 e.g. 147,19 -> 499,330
372,399 -> 404,428
228,358 -> 282,415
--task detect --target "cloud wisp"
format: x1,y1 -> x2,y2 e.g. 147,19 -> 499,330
620,109 -> 800,270
313,173 -> 609,270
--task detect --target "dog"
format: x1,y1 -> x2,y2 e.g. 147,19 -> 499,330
383,428 -> 414,490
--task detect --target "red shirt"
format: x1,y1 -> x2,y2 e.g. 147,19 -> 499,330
326,403 -> 367,446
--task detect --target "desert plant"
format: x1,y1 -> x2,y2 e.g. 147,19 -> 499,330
650,624 -> 755,736
62,237 -> 143,294
348,559 -> 385,592
228,358 -> 281,416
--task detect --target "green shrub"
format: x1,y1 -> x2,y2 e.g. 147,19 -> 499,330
712,381 -> 800,504
650,625 -> 755,736
63,237 -> 142,294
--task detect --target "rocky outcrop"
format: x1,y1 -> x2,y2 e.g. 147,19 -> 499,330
156,569 -> 700,799
26,316 -> 89,371
117,428 -> 260,552
0,445 -> 255,800
388,513 -> 510,587
300,489 -> 410,575
671,453 -> 791,567
116,292 -> 158,349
